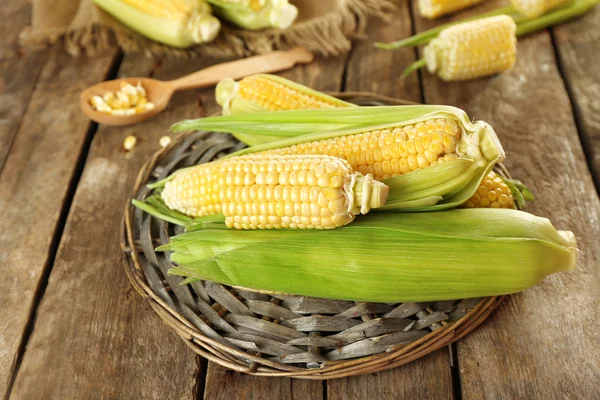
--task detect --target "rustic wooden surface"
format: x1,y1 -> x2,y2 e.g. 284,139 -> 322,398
1,0 -> 599,398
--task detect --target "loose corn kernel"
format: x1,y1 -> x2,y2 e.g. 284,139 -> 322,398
159,136 -> 172,148
123,135 -> 137,151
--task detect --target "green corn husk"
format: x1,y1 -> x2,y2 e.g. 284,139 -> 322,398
93,0 -> 221,48
215,74 -> 355,145
160,209 -> 578,302
172,105 -> 505,211
207,0 -> 298,30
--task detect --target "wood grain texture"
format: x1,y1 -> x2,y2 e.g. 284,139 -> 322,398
0,0 -> 47,173
328,352 -> 453,400
204,363 -> 322,400
327,2 -> 454,399
200,55 -> 347,400
412,0 -> 600,397
344,2 -> 421,103
7,54 -> 211,400
0,46 -> 117,398
552,6 -> 600,183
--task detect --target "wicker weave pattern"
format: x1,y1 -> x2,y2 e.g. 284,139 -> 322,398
121,93 -> 504,379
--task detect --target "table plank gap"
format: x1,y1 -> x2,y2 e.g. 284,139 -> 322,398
549,6 -> 600,192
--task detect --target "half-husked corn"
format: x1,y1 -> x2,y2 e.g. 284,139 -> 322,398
160,154 -> 389,229
511,0 -> 571,17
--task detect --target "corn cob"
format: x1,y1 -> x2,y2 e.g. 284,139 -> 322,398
173,105 -> 505,211
164,209 -> 578,302
207,0 -> 298,30
158,154 -> 388,229
216,74 -> 355,145
418,0 -> 484,19
463,171 -> 514,208
419,15 -> 518,81
93,0 -> 221,47
511,0 -> 572,17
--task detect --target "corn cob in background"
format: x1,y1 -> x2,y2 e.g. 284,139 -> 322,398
377,0 -> 598,52
163,209 -> 578,302
93,0 -> 221,47
462,171 -> 534,209
207,0 -> 298,30
511,0 -> 572,17
216,74 -> 355,145
403,15 -> 517,81
173,105 -> 506,211
151,154 -> 388,229
418,0 -> 484,19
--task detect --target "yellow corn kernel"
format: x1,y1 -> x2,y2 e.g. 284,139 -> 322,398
123,135 -> 137,151
462,172 -> 515,209
161,154 -> 389,229
418,0 -> 484,19
423,15 -> 517,81
511,0 -> 570,18
90,82 -> 155,116
256,118 -> 463,181
159,136 -> 172,148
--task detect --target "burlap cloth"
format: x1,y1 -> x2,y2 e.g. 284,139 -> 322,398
20,0 -> 396,58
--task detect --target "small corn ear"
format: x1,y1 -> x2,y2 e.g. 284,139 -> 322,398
418,0 -> 484,19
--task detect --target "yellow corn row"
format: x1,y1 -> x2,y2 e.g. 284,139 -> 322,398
418,0 -> 484,19
257,118 -> 462,181
511,0 -> 572,17
160,154 -> 389,229
423,15 -> 517,81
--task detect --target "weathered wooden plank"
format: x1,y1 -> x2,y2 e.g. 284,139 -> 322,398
8,54 -> 205,399
0,0 -> 47,174
0,46 -> 117,398
204,363 -> 323,400
552,7 -> 600,183
413,1 -> 600,397
344,4 -> 420,103
328,352 -> 453,400
328,3 -> 455,400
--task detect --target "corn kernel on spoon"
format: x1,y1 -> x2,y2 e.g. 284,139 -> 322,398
79,47 -> 314,126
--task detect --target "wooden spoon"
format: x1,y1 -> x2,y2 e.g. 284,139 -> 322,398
80,47 -> 314,126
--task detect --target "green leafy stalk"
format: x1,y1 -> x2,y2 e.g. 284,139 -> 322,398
165,209 -> 578,303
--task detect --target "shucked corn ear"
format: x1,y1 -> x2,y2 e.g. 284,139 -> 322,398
156,154 -> 389,229
207,0 -> 298,30
93,0 -> 221,47
173,105 -> 505,211
421,15 -> 517,81
163,209 -> 578,302
511,0 -> 572,17
418,0 -> 484,19
216,74 -> 355,145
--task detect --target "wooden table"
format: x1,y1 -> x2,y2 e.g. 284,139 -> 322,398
2,1 -> 599,399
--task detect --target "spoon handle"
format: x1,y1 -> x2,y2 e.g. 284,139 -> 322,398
167,47 -> 314,92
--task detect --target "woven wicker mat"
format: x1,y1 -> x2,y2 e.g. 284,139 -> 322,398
21,0 -> 395,58
121,93 -> 505,379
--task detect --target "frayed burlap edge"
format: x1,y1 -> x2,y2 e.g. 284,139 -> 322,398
20,0 -> 396,58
